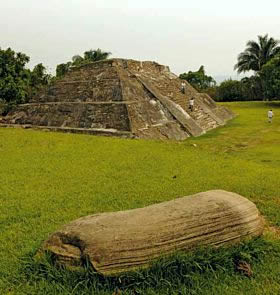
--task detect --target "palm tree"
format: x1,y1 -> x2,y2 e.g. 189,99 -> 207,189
71,49 -> 111,67
234,34 -> 280,74
72,55 -> 84,66
83,48 -> 111,62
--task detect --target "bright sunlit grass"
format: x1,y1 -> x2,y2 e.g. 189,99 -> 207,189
1,101 -> 280,294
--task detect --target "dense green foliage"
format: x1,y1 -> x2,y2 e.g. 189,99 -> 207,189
179,65 -> 216,90
0,47 -> 49,108
216,79 -> 245,101
56,62 -> 72,78
178,34 -> 280,101
0,47 -> 30,104
0,47 -> 111,107
214,77 -> 263,102
214,34 -> 280,102
203,35 -> 280,102
261,55 -> 280,100
239,76 -> 263,101
234,34 -> 280,74
1,102 -> 280,294
56,48 -> 111,78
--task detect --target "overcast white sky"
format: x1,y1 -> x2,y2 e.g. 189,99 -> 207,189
1,0 -> 280,80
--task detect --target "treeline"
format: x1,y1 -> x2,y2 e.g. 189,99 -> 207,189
180,34 -> 280,102
0,48 -> 50,106
1,34 -> 279,113
0,48 -> 111,114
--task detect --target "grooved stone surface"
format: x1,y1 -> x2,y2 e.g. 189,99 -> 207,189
42,190 -> 263,276
1,59 -> 235,139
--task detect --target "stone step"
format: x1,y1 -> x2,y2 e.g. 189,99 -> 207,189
139,76 -> 220,132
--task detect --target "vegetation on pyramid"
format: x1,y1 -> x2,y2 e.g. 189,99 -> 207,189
1,59 -> 234,140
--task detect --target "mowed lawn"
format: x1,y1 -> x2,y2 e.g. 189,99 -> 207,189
1,101 -> 280,294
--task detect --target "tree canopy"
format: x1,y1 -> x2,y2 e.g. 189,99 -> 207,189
223,34 -> 280,101
56,48 -> 111,78
0,47 -> 30,104
0,47 -> 112,109
179,66 -> 216,91
260,55 -> 280,100
234,34 -> 280,74
0,47 -> 49,106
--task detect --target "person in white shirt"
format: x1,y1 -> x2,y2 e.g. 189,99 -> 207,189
189,97 -> 195,112
181,82 -> 186,94
268,109 -> 274,123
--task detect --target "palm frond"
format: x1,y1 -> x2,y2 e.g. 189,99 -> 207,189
235,34 -> 280,73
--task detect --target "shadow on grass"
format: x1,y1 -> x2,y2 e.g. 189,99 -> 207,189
19,238 -> 276,294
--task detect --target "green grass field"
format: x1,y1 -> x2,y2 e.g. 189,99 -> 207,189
1,101 -> 280,294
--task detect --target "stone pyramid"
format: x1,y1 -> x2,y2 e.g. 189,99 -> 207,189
1,59 -> 234,140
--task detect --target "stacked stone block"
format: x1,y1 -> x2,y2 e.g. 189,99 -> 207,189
1,59 -> 234,140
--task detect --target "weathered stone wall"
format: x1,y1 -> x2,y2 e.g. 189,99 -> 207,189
36,65 -> 122,103
126,62 -> 222,132
7,102 -> 130,130
118,67 -> 189,140
1,58 -> 234,139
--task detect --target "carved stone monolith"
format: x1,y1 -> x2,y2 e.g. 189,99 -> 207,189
42,190 -> 263,276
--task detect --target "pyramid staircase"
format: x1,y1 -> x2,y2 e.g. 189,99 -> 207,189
0,59 -> 234,140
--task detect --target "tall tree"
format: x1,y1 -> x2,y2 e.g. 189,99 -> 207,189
0,47 -> 30,104
260,55 -> 280,100
72,49 -> 111,66
217,79 -> 246,102
56,62 -> 72,78
71,55 -> 84,66
234,34 -> 280,73
0,47 -> 50,106
83,48 -> 111,62
30,63 -> 50,87
179,65 -> 216,90
56,48 -> 112,78
240,76 -> 263,101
